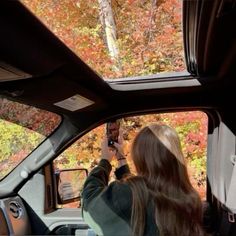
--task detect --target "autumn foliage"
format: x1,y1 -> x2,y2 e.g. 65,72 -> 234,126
21,0 -> 184,78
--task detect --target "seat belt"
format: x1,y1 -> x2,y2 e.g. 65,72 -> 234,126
219,154 -> 236,236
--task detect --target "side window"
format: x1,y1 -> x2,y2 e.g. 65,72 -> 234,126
0,97 -> 61,180
54,111 -> 208,208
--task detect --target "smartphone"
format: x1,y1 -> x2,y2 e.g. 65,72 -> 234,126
106,119 -> 120,146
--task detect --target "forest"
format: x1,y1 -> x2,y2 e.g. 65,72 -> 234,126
21,0 -> 184,78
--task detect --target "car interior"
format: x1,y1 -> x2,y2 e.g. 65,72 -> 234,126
0,0 -> 236,235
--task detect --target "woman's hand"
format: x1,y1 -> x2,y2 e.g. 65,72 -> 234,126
113,142 -> 125,160
113,129 -> 125,159
101,137 -> 116,162
113,130 -> 128,168
113,141 -> 127,168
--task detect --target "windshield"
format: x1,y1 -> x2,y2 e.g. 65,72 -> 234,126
0,97 -> 61,180
21,0 -> 184,79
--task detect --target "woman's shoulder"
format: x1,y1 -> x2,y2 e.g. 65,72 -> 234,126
101,180 -> 133,222
105,180 -> 132,205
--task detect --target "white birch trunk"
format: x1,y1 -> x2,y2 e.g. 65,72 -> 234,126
98,0 -> 120,65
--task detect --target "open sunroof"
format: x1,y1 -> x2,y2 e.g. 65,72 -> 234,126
21,0 -> 185,80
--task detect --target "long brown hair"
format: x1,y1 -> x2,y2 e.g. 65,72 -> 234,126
126,124 -> 205,236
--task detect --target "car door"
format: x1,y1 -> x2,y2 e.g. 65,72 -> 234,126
15,109 -> 212,235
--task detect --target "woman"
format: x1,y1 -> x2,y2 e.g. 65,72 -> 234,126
82,124 -> 206,236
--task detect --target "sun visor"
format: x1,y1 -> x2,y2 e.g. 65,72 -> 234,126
0,62 -> 31,82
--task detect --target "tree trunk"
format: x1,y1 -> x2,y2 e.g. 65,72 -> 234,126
98,0 -> 120,70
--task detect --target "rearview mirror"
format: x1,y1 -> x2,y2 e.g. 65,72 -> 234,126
55,168 -> 88,205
